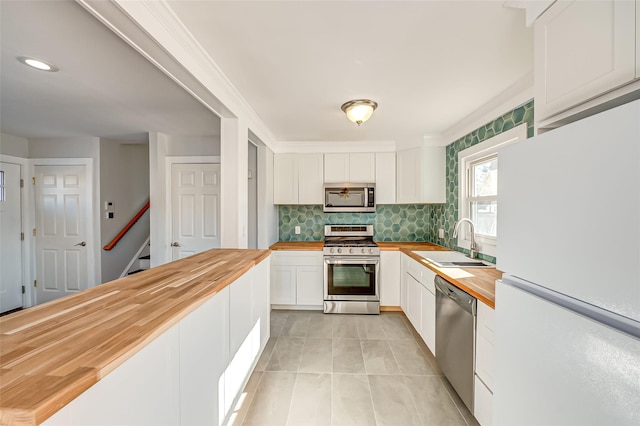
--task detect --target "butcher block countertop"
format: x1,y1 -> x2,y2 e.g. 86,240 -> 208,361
0,248 -> 270,426
402,250 -> 501,309
269,241 -> 499,308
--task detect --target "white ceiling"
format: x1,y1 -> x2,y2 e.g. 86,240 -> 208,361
0,1 -> 533,148
0,0 -> 219,142
168,0 -> 533,146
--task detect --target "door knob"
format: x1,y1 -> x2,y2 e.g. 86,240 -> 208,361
171,242 -> 181,247
74,241 -> 87,247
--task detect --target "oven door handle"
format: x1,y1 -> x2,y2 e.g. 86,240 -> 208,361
324,257 -> 379,265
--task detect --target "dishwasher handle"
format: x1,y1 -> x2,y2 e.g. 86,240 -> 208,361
434,276 -> 477,316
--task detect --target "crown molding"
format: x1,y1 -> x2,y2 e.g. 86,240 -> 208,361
275,140 -> 396,154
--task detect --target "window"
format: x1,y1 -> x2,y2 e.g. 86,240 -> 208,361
457,124 -> 527,257
467,154 -> 498,238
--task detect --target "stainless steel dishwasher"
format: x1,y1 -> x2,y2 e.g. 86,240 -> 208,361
434,275 -> 477,413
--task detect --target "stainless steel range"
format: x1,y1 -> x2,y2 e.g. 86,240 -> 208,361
323,225 -> 380,314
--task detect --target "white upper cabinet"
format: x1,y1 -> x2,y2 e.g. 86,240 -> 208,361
534,0 -> 637,122
324,153 -> 375,183
274,153 -> 323,204
375,152 -> 396,204
396,146 -> 445,204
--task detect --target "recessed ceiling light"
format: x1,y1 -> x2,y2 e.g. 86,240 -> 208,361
17,56 -> 59,72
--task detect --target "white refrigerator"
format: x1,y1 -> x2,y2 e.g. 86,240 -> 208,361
494,99 -> 640,425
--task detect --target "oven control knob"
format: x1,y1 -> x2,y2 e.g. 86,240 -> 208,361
329,248 -> 335,254
337,248 -> 342,254
369,248 -> 374,254
361,248 -> 366,254
349,248 -> 355,254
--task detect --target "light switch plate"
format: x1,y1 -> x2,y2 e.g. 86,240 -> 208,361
438,229 -> 445,238
295,226 -> 301,235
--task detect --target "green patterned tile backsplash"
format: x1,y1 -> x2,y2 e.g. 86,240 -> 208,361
279,205 -> 432,242
428,99 -> 534,263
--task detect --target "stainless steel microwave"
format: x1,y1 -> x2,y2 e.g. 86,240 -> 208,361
323,183 -> 376,213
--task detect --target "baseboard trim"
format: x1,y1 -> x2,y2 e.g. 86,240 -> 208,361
380,306 -> 403,312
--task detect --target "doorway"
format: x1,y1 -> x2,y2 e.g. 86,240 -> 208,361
0,160 -> 24,313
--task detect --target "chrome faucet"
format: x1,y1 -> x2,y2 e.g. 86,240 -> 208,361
452,218 -> 477,259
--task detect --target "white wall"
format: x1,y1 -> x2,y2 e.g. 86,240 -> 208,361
149,132 -> 221,267
100,139 -> 150,282
0,133 -> 29,157
247,142 -> 258,249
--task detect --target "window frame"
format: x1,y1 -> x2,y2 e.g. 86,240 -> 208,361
457,124 -> 527,258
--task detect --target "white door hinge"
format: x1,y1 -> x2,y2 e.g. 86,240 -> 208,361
33,229 -> 36,237
32,177 -> 35,185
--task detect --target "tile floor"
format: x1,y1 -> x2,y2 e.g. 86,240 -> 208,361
229,310 -> 480,426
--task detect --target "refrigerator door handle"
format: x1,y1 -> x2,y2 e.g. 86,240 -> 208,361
501,274 -> 640,340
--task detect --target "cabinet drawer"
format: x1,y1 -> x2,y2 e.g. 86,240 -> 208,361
271,251 -> 322,266
476,301 -> 495,390
477,301 -> 495,344
474,375 -> 493,426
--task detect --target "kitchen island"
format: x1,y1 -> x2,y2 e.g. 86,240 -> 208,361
0,248 -> 271,426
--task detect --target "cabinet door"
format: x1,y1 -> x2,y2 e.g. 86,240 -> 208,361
252,258 -> 271,352
396,148 -> 419,203
296,265 -> 324,306
420,147 -> 445,203
271,265 -> 297,304
375,153 -> 396,204
400,256 -> 409,312
180,287 -> 229,426
406,274 -> 422,332
419,285 -> 436,355
324,153 -> 349,183
274,155 -> 298,204
379,251 -> 400,306
534,0 -> 636,121
349,153 -> 375,183
474,375 -> 493,426
298,154 -> 324,204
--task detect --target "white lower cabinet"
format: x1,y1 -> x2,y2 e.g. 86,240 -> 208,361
270,251 -> 323,308
401,253 -> 436,355
380,251 -> 401,306
474,300 -> 495,426
44,258 -> 270,426
419,267 -> 436,355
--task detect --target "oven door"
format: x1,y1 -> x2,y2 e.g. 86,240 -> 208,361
324,256 -> 379,301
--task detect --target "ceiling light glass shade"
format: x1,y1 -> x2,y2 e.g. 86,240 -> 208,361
341,99 -> 378,126
17,56 -> 59,72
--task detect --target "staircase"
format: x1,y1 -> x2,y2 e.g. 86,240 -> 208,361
122,238 -> 151,277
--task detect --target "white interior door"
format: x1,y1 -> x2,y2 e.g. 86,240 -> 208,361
0,161 -> 23,312
171,163 -> 220,260
35,165 -> 89,304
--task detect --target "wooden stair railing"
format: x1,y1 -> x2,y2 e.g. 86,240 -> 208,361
103,201 -> 150,251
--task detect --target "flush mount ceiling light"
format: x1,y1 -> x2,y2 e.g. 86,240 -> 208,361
17,56 -> 59,72
341,99 -> 378,126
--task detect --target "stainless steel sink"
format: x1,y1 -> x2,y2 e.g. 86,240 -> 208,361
412,250 -> 495,268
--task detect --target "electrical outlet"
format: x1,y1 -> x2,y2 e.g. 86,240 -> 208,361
295,226 -> 301,235
438,228 -> 445,239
